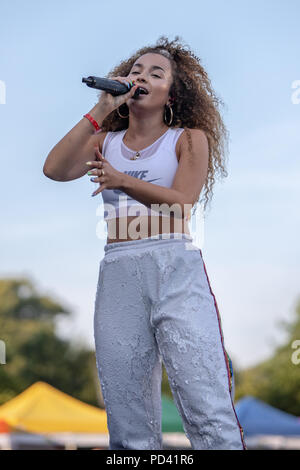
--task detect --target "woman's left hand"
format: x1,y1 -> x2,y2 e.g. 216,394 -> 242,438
86,147 -> 124,197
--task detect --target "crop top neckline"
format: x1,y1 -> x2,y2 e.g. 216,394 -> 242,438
119,127 -> 171,162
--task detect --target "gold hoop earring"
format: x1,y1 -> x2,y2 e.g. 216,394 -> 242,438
164,104 -> 173,126
117,105 -> 129,119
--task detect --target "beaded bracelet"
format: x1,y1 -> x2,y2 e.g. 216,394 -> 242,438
83,113 -> 102,133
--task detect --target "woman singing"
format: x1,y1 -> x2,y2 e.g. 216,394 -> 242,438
43,36 -> 247,450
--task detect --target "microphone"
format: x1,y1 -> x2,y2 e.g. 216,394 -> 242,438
82,76 -> 145,99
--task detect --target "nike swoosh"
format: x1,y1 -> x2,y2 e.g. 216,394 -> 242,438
146,178 -> 161,183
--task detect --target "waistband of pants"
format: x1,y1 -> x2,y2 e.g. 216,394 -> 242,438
104,232 -> 194,255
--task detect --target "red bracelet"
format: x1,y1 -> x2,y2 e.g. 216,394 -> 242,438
83,113 -> 102,133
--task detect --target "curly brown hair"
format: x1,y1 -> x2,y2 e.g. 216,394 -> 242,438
97,35 -> 229,217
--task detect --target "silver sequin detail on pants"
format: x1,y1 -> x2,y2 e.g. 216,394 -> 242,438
93,233 -> 247,450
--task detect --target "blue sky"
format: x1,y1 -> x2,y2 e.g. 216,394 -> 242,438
1,0 -> 299,369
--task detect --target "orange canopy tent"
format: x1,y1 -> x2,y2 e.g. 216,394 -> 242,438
0,419 -> 11,433
0,381 -> 108,434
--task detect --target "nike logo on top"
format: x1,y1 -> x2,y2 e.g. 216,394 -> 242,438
113,170 -> 162,195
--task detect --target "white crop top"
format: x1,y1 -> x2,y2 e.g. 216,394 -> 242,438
100,127 -> 187,220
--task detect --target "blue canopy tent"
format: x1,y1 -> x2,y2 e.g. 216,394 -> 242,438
235,396 -> 300,436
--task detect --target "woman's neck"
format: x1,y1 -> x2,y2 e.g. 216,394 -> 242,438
124,123 -> 169,142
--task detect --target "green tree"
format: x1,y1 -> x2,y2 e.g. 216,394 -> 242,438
234,296 -> 300,415
0,277 -> 102,407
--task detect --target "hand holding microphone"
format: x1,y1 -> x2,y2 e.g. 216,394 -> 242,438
82,75 -> 143,115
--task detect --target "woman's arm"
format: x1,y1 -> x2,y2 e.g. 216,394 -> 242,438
43,103 -> 108,182
119,129 -> 209,218
120,178 -> 188,218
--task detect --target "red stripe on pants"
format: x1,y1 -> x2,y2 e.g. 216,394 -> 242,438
199,249 -> 247,450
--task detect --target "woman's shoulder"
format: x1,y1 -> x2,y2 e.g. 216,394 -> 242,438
174,127 -> 208,160
174,127 -> 207,142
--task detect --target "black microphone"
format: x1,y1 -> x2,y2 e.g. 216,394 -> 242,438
82,76 -> 145,99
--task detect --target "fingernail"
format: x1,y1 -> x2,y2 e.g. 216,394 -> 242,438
86,161 -> 92,165
87,171 -> 92,175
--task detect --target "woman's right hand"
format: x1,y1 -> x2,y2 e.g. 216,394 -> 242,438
98,76 -> 139,115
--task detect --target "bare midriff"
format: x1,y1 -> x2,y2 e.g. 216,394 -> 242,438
106,214 -> 191,244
